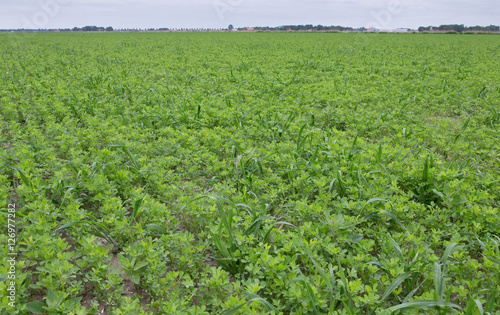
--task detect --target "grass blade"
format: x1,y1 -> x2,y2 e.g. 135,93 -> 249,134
387,300 -> 462,312
380,272 -> 412,302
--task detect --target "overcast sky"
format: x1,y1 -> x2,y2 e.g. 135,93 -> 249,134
0,0 -> 498,30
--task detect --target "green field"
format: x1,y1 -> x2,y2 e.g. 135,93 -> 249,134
1,33 -> 499,314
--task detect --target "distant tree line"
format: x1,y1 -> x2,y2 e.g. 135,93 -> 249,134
2,24 -> 499,33
0,27 -> 230,32
72,26 -> 114,32
418,24 -> 500,32
237,24 -> 355,31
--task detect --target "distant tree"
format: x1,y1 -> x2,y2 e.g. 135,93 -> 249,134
106,26 -> 113,32
465,25 -> 499,32
228,24 -> 234,30
437,24 -> 465,32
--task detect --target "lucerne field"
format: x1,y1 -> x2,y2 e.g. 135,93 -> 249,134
0,32 -> 499,314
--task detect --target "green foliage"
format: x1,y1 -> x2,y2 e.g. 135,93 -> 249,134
0,32 -> 498,314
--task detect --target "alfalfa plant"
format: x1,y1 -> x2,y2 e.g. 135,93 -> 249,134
26,291 -> 82,314
117,253 -> 149,285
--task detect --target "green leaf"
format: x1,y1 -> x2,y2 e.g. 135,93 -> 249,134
379,210 -> 407,231
46,290 -> 65,309
54,221 -> 87,232
122,146 -> 141,170
307,254 -> 334,294
432,189 -> 444,199
402,287 -> 420,304
117,254 -> 130,268
130,274 -> 141,285
346,233 -> 363,244
146,223 -> 168,235
9,166 -> 32,188
386,235 -> 404,260
328,178 -> 337,194
65,297 -> 83,311
337,256 -> 355,313
134,261 -> 149,271
249,298 -> 276,313
180,196 -> 208,213
244,215 -> 274,235
441,242 -> 461,266
452,117 -> 470,144
387,300 -> 462,312
484,255 -> 500,265
223,303 -> 246,315
131,192 -> 147,223
358,198 -> 386,218
380,272 -> 412,302
223,292 -> 277,315
290,276 -> 322,315
26,302 -> 45,314
434,263 -> 444,299
55,220 -> 116,246
474,299 -> 484,315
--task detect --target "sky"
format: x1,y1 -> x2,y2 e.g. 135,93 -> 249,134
0,0 -> 499,30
